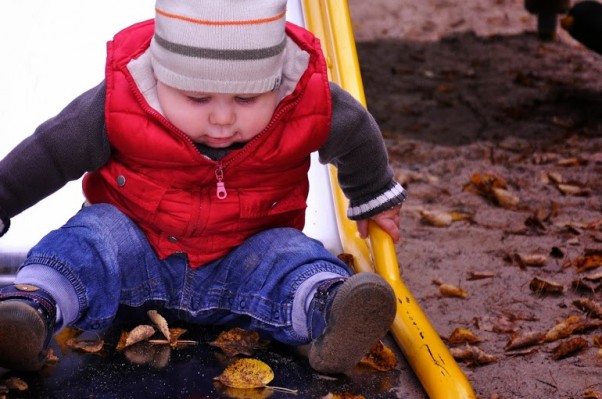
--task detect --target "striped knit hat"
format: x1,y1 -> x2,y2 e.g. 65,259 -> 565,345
150,0 -> 288,94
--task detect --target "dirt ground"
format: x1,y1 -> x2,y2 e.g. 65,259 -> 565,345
348,0 -> 602,398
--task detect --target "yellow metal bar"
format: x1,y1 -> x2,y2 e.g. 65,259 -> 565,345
302,1 -> 476,398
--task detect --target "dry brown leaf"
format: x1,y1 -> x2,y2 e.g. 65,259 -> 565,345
504,348 -> 539,357
583,270 -> 602,282
66,338 -> 104,353
466,172 -> 507,193
546,171 -> 563,184
214,358 -> 274,389
449,344 -> 496,366
447,328 -> 482,346
557,157 -> 587,167
44,347 -> 59,365
574,298 -> 602,319
4,377 -> 28,392
467,271 -> 495,281
420,209 -> 453,227
515,253 -> 547,268
593,336 -> 602,348
148,310 -> 171,342
556,183 -> 591,196
504,331 -> 544,351
542,315 -> 595,343
571,254 -> 602,273
551,337 -> 588,360
337,253 -> 355,269
492,187 -> 519,209
358,340 -> 398,371
124,324 -> 156,348
439,283 -> 467,298
529,277 -> 564,295
210,328 -> 269,357
572,278 -> 597,295
53,327 -> 82,352
583,390 -> 602,399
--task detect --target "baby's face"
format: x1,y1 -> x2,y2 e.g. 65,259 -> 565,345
157,81 -> 278,148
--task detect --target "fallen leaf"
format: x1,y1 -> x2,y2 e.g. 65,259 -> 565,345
583,270 -> 602,282
449,344 -> 496,366
504,331 -> 544,351
4,377 -> 28,392
556,183 -> 591,196
44,347 -> 59,365
515,253 -> 547,268
542,315 -> 601,343
337,253 -> 355,268
420,209 -> 453,227
439,283 -> 468,298
574,298 -> 602,319
215,358 -> 274,389
572,278 -> 597,295
557,157 -> 587,167
210,328 -> 269,357
447,328 -> 482,345
66,338 -> 104,353
53,327 -> 82,352
467,271 -> 495,281
492,187 -> 519,209
148,310 -> 171,342
571,254 -> 602,273
529,277 -> 564,296
583,390 -> 602,399
551,337 -> 588,360
123,325 -> 156,349
358,340 -> 398,371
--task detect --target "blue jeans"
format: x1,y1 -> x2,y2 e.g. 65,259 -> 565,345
19,204 -> 351,345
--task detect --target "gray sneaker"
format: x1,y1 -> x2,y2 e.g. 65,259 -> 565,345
307,272 -> 396,374
0,284 -> 57,371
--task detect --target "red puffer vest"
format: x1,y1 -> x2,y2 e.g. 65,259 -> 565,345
83,20 -> 332,266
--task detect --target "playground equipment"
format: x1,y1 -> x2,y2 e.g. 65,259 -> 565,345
0,1 -> 476,397
303,1 -> 476,398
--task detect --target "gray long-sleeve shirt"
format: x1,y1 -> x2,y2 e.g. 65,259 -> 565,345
0,81 -> 406,236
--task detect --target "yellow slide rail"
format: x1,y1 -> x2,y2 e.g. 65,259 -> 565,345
302,1 -> 477,398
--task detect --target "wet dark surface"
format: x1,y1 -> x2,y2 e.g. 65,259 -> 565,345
1,324 -> 424,399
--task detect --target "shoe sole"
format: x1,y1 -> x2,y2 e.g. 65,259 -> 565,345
308,272 -> 397,374
0,301 -> 48,371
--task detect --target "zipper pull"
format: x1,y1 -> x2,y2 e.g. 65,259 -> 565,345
215,163 -> 228,200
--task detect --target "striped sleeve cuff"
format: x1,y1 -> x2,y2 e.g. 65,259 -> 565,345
347,181 -> 408,220
0,207 -> 9,237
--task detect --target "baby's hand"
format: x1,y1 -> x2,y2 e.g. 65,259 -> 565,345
356,204 -> 402,243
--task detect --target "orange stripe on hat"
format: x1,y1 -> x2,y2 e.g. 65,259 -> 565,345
155,7 -> 286,26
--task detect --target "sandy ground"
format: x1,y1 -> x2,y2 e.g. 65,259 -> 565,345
348,0 -> 602,398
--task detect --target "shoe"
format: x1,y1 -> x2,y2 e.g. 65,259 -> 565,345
0,284 -> 57,371
307,272 -> 396,374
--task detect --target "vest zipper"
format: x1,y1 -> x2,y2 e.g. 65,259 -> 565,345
215,162 -> 227,199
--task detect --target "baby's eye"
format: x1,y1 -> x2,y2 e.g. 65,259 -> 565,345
187,96 -> 210,104
235,96 -> 257,104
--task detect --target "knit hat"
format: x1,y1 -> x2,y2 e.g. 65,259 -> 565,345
150,0 -> 288,94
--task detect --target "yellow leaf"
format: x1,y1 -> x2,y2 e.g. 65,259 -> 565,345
215,358 -> 274,389
358,340 -> 398,371
420,210 -> 453,227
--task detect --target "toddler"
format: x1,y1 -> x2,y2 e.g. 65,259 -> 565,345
0,0 -> 406,374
